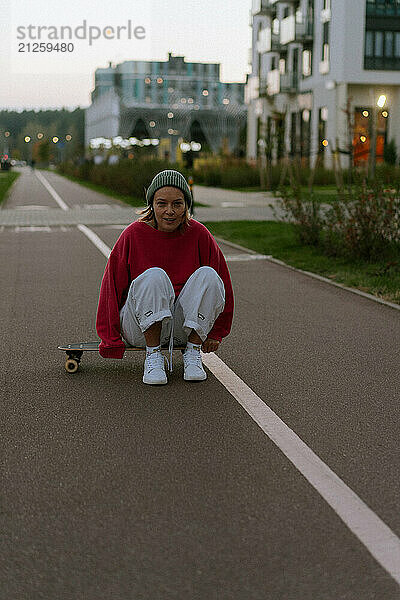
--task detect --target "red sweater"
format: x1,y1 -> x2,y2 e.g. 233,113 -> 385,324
96,219 -> 234,358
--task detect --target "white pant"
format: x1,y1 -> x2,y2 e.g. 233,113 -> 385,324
120,267 -> 225,354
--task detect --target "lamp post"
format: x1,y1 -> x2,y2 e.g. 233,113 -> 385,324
369,94 -> 386,179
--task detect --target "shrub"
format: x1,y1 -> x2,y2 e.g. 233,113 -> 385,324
57,157 -> 178,202
275,167 -> 400,262
275,182 -> 324,246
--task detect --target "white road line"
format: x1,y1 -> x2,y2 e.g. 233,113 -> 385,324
77,224 -> 111,259
74,224 -> 400,587
15,226 -> 51,232
225,253 -> 271,261
201,351 -> 400,586
35,171 -> 70,211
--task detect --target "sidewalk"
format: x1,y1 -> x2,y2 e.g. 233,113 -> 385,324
0,171 -> 285,226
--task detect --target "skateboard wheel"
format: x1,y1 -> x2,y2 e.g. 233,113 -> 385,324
65,358 -> 79,373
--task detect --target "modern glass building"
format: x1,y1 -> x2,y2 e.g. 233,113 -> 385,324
86,53 -> 246,157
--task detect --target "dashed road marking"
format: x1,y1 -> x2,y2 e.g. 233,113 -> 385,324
81,204 -> 112,209
15,205 -> 50,210
225,253 -> 271,261
15,226 -> 51,232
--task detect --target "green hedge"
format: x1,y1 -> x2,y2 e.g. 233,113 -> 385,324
58,158 -> 183,201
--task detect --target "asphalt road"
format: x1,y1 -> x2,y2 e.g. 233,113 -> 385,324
1,168 -> 400,599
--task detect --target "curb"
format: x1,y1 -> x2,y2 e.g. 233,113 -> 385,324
214,235 -> 400,313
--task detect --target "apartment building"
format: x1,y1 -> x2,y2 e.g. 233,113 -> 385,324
246,0 -> 400,167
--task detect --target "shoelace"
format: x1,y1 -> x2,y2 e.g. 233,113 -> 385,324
183,347 -> 203,368
145,349 -> 166,373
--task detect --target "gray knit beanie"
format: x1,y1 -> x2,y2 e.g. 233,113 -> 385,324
146,170 -> 192,212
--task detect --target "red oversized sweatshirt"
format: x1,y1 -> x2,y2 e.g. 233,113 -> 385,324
96,219 -> 234,358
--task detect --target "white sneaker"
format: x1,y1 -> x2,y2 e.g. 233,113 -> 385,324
183,344 -> 207,381
143,348 -> 167,385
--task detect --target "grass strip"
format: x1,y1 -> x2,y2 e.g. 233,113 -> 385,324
0,171 -> 20,205
204,220 -> 400,306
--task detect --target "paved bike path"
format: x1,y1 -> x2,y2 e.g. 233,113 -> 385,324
1,169 -> 399,598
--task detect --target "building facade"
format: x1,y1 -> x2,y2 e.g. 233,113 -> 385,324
246,0 -> 400,167
86,53 -> 246,159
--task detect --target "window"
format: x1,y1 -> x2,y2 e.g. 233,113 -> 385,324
320,21 -> 330,72
375,31 -> 384,56
366,0 -> 400,16
365,28 -> 400,69
365,31 -> 374,56
302,49 -> 312,76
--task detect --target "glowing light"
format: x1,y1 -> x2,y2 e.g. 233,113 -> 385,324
52,137 -> 59,143
222,98 -> 230,105
362,110 -> 369,117
322,139 -> 329,147
377,94 -> 387,108
167,112 -> 174,118
5,131 -> 10,137
382,111 -> 388,118
157,77 -> 163,84
202,90 -> 209,96
360,135 -> 367,143
66,134 -> 72,141
24,136 -> 31,143
149,121 -> 156,127
37,133 -> 44,139
145,77 -> 151,84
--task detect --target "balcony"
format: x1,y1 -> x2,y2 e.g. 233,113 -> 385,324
295,19 -> 313,43
280,72 -> 298,93
245,76 -> 260,102
279,13 -> 314,46
258,27 -> 271,53
267,69 -> 280,96
280,15 -> 295,45
259,77 -> 269,96
251,0 -> 277,16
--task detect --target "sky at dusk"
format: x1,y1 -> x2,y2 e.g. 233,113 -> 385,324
0,0 -> 252,110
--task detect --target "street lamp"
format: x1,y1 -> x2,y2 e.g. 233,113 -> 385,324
377,95 -> 387,109
369,94 -> 387,179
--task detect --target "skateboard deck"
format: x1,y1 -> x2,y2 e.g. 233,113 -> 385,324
58,341 -> 185,373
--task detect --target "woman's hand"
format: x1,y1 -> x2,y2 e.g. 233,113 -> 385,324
201,338 -> 220,353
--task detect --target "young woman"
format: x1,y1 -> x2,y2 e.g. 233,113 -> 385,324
96,169 -> 234,385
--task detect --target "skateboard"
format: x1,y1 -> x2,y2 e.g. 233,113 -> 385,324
58,342 -> 185,374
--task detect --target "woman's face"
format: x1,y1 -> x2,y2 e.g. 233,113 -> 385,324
153,186 -> 186,232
